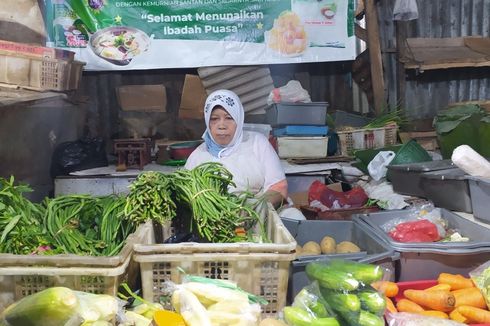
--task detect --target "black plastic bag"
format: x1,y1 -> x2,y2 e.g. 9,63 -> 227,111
50,138 -> 108,177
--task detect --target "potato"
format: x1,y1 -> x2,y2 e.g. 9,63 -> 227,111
302,241 -> 321,255
336,241 -> 361,253
260,318 -> 288,326
320,236 -> 336,254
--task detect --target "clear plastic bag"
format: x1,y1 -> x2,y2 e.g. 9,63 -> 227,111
386,312 -> 466,325
282,281 -> 340,326
469,260 -> 490,310
368,151 -> 396,181
163,274 -> 263,326
294,259 -> 392,325
393,0 -> 418,21
380,203 -> 449,242
267,80 -> 311,105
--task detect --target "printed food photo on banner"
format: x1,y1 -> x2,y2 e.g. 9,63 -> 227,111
265,11 -> 307,57
89,26 -> 151,66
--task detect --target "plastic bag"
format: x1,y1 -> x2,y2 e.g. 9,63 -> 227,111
282,281 -> 340,325
380,203 -> 448,242
452,144 -> 490,178
393,0 -> 418,21
50,137 -> 108,177
469,260 -> 490,310
298,259 -> 392,325
267,80 -> 311,105
386,312 -> 465,325
0,287 -> 124,326
386,201 -> 444,234
163,274 -> 263,326
368,151 -> 396,181
308,180 -> 369,210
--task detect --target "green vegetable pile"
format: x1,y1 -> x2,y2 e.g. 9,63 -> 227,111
124,162 -> 265,243
0,176 -> 136,256
124,172 -> 176,225
0,177 -> 47,254
283,259 -> 386,326
171,163 -> 263,243
362,108 -> 407,129
45,195 -> 136,256
0,162 -> 265,256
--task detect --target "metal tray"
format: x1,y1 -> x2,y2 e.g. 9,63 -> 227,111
421,168 -> 472,213
386,160 -> 456,197
353,208 -> 490,252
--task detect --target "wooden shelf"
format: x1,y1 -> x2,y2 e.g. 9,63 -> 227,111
400,36 -> 490,71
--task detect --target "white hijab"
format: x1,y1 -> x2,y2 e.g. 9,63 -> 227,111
202,89 -> 244,158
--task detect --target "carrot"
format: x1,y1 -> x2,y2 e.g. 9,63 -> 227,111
419,310 -> 449,319
404,289 -> 455,312
452,287 -> 486,309
371,281 -> 399,298
385,296 -> 397,313
426,283 -> 451,292
458,305 -> 490,323
396,298 -> 425,313
437,273 -> 474,290
449,308 -> 469,323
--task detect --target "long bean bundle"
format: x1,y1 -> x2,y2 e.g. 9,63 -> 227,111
124,171 -> 176,224
0,176 -> 47,254
171,162 -> 264,243
44,195 -> 136,256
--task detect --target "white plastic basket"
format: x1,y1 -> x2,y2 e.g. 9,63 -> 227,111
133,205 -> 296,317
0,223 -> 148,313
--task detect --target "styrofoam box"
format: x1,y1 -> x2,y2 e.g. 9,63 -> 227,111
277,136 -> 328,158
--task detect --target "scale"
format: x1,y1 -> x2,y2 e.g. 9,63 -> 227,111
113,138 -> 152,170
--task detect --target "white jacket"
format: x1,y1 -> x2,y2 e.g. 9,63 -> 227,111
185,131 -> 286,195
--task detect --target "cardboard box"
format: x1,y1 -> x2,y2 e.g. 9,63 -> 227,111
116,85 -> 167,112
0,40 -> 74,61
179,74 -> 207,120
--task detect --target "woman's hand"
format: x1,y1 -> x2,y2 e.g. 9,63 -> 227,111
264,190 -> 286,209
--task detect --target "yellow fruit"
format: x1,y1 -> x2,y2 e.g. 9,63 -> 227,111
320,236 -> 336,254
336,241 -> 361,253
302,241 -> 321,255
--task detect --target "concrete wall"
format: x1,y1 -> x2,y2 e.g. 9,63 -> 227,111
0,95 -> 86,201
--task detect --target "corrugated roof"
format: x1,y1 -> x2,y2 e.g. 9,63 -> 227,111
197,65 -> 275,114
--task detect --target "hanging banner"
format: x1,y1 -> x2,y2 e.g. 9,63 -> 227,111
44,0 -> 355,70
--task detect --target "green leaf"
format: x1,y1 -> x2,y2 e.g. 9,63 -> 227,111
0,214 -> 21,244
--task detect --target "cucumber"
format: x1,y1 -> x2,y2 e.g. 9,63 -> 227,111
321,289 -> 361,314
283,306 -> 314,326
358,310 -> 385,326
310,317 -> 341,326
293,288 -> 330,318
357,290 -> 386,315
328,260 -> 384,284
306,262 -> 359,291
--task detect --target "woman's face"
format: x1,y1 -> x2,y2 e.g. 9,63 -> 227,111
209,106 -> 237,146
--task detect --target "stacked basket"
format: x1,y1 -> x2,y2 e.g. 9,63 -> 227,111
133,204 -> 296,318
0,223 -> 149,313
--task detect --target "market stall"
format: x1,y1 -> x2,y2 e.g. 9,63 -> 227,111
2,0 -> 490,325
